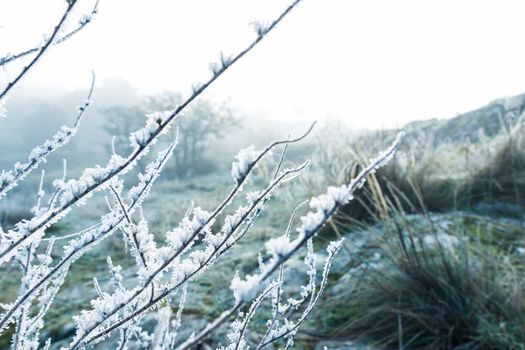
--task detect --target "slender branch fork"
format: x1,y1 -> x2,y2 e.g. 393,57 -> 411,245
69,161 -> 310,350
0,0 -> 82,101
0,1 -> 99,69
69,132 -> 404,349
64,126 -> 313,348
0,0 -> 305,266
177,160 -> 306,350
0,141 -> 177,331
0,118 -> 312,334
0,71 -> 95,200
177,134 -> 405,350
0,0 -> 408,347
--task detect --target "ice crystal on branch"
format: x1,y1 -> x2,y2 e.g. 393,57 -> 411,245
0,123 -> 81,200
129,110 -> 173,148
231,146 -> 260,183
265,235 -> 294,258
231,274 -> 263,303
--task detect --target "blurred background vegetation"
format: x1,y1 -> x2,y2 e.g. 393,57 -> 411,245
1,84 -> 525,349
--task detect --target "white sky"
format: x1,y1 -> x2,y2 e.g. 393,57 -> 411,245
2,0 -> 525,129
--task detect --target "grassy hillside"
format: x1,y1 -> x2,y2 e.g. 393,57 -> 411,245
306,94 -> 525,349
1,92 -> 525,349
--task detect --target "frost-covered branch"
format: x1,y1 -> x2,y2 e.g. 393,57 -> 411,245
0,0 -> 408,348
68,133 -> 403,349
136,132 -> 404,350
0,142 -> 176,333
66,160 -> 310,349
0,120 -> 312,338
195,132 -> 405,348
0,72 -> 95,200
0,0 -> 83,101
254,131 -> 405,281
175,201 -> 307,350
230,281 -> 282,350
175,303 -> 242,350
257,240 -> 343,349
0,0 -> 99,69
0,0 -> 305,267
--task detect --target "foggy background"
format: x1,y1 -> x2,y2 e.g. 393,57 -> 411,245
3,0 -> 525,130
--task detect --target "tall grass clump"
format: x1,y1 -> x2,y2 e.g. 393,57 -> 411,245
303,111 -> 525,231
303,109 -> 525,349
466,116 -> 525,207
322,224 -> 525,349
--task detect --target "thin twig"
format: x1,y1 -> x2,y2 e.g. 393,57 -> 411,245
0,1 -> 307,265
0,0 -> 81,101
0,1 -> 99,68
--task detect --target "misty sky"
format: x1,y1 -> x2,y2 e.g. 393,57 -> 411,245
2,0 -> 525,129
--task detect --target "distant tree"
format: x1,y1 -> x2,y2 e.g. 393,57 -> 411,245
144,92 -> 240,174
101,105 -> 144,154
102,92 -> 239,175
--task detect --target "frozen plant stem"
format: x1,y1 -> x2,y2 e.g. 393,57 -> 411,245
180,134 -> 404,349
0,1 -> 100,69
0,0 -> 409,348
0,0 -> 80,101
0,122 -> 313,334
67,161 -> 310,349
0,0 -> 305,267
0,72 -> 95,200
